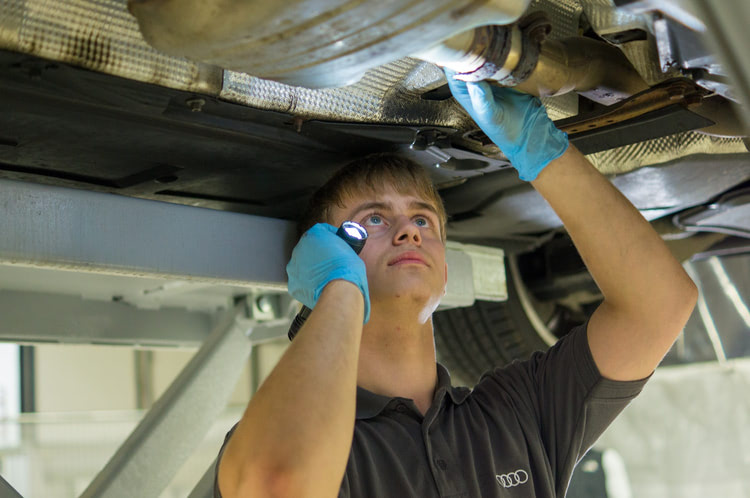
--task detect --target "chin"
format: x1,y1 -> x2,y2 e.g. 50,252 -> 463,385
370,273 -> 445,309
394,285 -> 444,320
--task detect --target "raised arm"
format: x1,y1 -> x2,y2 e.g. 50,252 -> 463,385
530,146 -> 697,380
446,73 -> 698,381
218,224 -> 368,497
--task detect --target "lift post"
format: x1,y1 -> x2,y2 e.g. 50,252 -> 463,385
79,299 -> 258,498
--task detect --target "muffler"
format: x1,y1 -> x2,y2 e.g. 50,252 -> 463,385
129,0 -> 649,105
127,0 -> 532,88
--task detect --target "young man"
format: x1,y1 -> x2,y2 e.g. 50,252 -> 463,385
215,73 -> 698,497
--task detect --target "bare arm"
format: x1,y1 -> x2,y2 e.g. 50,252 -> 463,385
531,145 -> 698,381
218,280 -> 364,497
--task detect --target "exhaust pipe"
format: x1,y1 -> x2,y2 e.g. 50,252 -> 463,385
128,0 -> 646,103
127,0 -> 533,88
416,13 -> 649,105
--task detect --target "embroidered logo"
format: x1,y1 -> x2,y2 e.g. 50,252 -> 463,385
496,469 -> 529,488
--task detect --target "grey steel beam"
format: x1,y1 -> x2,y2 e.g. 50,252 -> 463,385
684,261 -> 727,365
187,459 -> 218,498
0,474 -> 24,498
0,178 -> 296,287
707,257 -> 750,328
0,178 -> 503,304
0,290 -> 212,347
80,305 -> 255,498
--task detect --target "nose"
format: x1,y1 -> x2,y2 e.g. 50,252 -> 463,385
392,216 -> 422,245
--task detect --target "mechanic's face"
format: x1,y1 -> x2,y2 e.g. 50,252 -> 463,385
331,186 -> 447,322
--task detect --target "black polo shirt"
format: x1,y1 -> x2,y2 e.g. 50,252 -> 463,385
215,323 -> 648,497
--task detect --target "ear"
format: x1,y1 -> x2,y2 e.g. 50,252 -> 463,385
443,262 -> 448,295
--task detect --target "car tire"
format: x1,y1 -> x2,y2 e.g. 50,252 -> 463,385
433,256 -> 557,386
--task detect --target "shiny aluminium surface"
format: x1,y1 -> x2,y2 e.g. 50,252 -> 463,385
0,0 -> 223,95
0,0 -> 703,126
128,0 -> 532,88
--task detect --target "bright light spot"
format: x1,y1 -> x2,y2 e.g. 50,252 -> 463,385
344,225 -> 363,240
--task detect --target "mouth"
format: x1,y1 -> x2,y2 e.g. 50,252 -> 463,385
388,251 -> 428,266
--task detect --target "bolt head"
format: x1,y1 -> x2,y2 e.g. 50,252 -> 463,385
186,98 -> 206,112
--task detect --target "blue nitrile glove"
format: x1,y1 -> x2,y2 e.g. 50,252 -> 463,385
286,223 -> 370,323
445,69 -> 569,181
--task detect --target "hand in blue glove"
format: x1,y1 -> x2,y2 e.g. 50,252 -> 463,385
286,223 -> 370,323
445,69 -> 569,181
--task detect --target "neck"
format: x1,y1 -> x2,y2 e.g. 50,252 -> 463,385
356,306 -> 438,415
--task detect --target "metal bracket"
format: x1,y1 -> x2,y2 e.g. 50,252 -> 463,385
674,186 -> 750,238
187,459 -> 218,498
0,289 -> 213,346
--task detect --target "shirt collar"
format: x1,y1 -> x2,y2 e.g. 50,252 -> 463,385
355,363 -> 471,420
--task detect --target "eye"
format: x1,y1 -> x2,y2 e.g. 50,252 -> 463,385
414,216 -> 429,227
364,214 -> 384,226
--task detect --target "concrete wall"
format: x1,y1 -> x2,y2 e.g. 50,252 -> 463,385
35,344 -> 137,412
3,338 -> 289,497
31,340 -> 274,412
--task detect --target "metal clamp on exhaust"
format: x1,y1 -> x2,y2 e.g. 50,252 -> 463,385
420,12 -> 551,87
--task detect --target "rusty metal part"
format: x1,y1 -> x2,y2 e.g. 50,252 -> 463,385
419,12 -> 648,106
555,79 -> 705,135
460,79 -> 730,158
514,36 -> 649,104
496,11 -> 552,87
415,25 -> 517,83
459,25 -> 518,82
417,12 -> 550,85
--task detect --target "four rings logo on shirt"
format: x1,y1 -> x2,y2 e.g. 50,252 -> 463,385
496,469 -> 529,488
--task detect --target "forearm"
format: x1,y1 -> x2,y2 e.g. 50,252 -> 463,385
531,145 -> 697,377
531,145 -> 691,305
219,280 -> 364,497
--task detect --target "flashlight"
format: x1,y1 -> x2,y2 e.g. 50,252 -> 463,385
287,221 -> 368,341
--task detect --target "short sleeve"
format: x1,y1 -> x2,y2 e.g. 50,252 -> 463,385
213,423 -> 238,498
474,322 -> 648,495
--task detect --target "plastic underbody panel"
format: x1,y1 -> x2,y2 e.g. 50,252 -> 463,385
1,47 -> 749,246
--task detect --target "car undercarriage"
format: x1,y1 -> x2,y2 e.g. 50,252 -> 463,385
1,0 -> 749,495
2,0 -> 749,359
